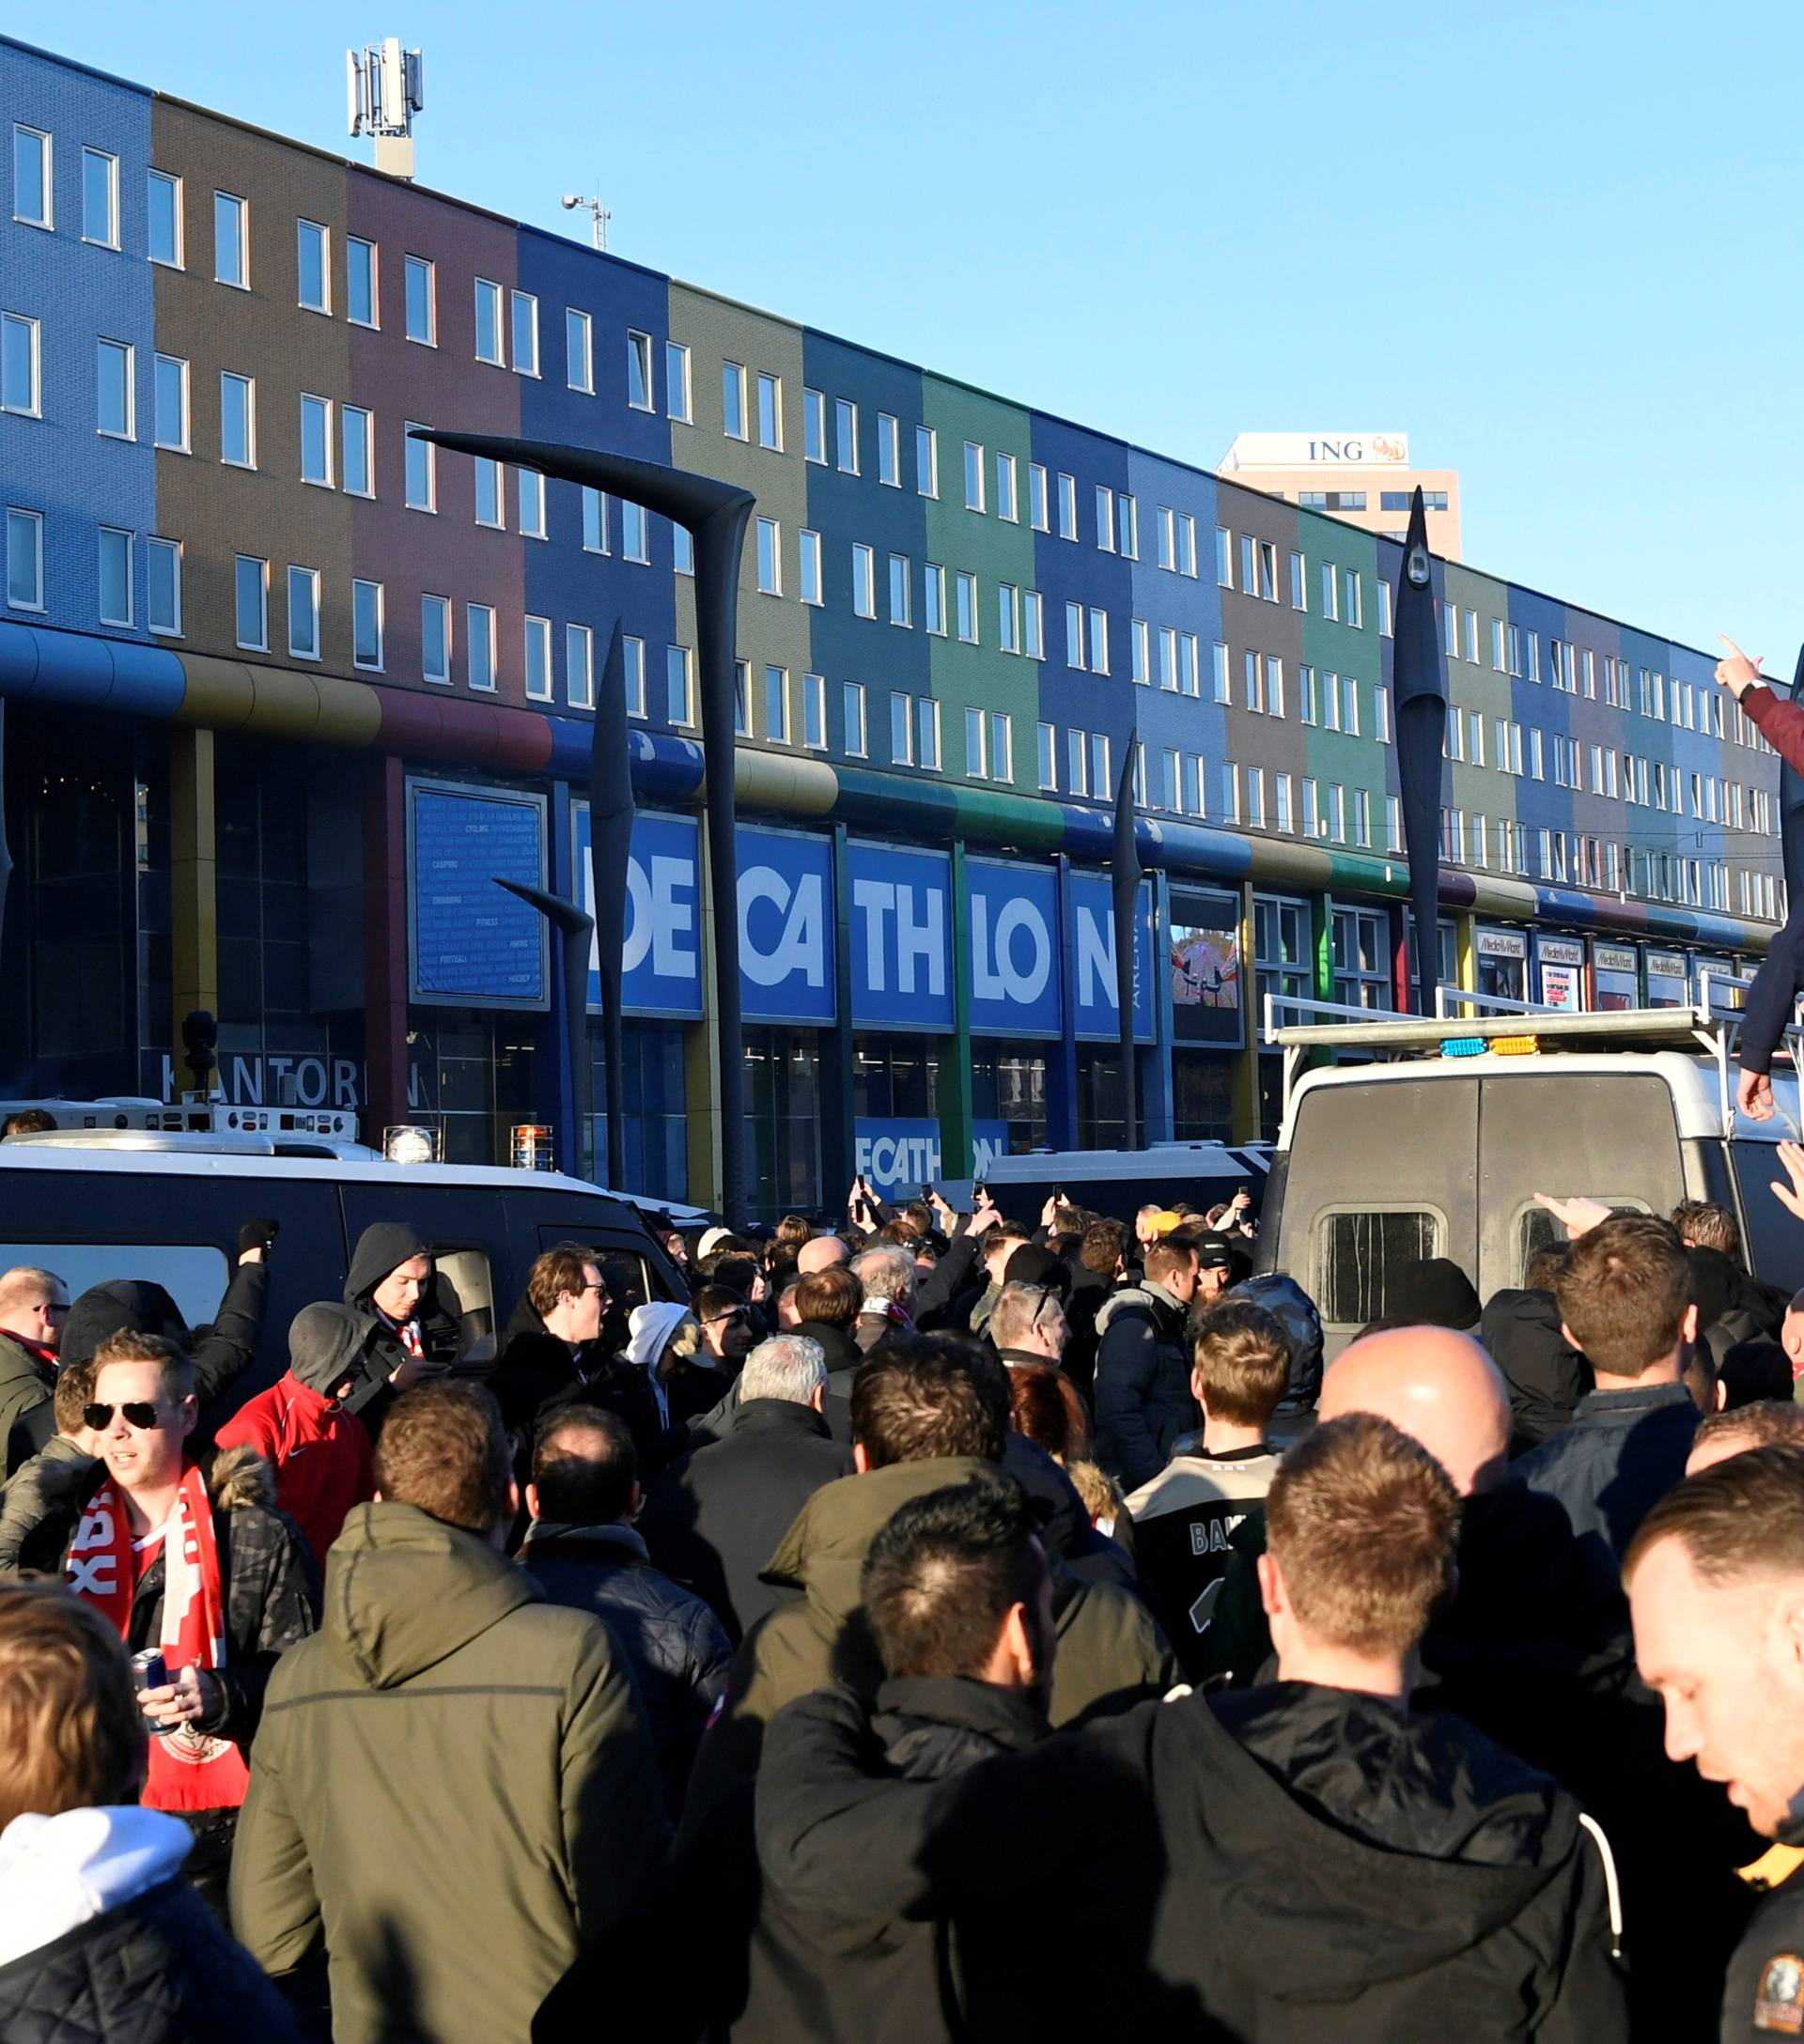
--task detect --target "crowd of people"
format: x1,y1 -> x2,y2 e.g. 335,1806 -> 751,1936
5,1159 -> 1804,2040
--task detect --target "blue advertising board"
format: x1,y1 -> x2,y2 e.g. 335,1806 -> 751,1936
848,841 -> 955,1030
1068,872 -> 1156,1043
854,1117 -> 1013,1200
572,807 -> 704,1019
408,780 -> 548,1008
968,859 -> 1062,1038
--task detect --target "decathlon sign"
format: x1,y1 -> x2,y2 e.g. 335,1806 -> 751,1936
1069,872 -> 1157,1043
849,843 -> 954,1030
969,859 -> 1062,1037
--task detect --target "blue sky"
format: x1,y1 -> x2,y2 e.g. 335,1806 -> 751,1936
36,1 -> 1804,671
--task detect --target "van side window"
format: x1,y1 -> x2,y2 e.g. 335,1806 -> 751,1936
1316,1210 -> 1439,1327
1516,1200 -> 1648,1284
0,1242 -> 230,1333
1731,1143 -> 1804,1295
431,1248 -> 494,1345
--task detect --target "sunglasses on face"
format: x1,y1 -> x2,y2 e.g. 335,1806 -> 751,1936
705,1308 -> 749,1327
84,1401 -> 167,1432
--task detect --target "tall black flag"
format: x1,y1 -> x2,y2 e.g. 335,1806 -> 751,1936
588,625 -> 635,1189
1392,488 -> 1449,1014
412,429 -> 754,1217
1112,747 -> 1143,1150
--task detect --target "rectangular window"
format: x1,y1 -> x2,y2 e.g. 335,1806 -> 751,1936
1065,601 -> 1085,670
1274,773 -> 1293,833
421,596 -> 451,684
6,507 -> 44,611
510,290 -> 538,375
759,665 -> 787,742
1029,461 -> 1049,531
404,255 -> 434,343
956,571 -> 979,643
1098,486 -> 1117,553
565,308 -> 593,393
622,636 -> 646,717
1376,687 -> 1392,744
287,565 -> 319,659
97,339 -> 134,440
924,564 -> 945,635
1248,767 -> 1267,829
891,693 -> 914,766
622,501 -> 649,563
347,236 -> 376,326
996,450 -> 1018,521
757,371 -> 782,450
300,393 -> 332,485
234,555 -> 267,649
877,412 -> 900,486
341,405 -> 372,497
801,672 -> 826,750
1330,784 -> 1346,844
0,314 -> 39,417
1299,665 -> 1316,724
518,467 -> 545,538
1162,750 -> 1182,813
213,193 -> 248,286
144,536 -> 180,635
1119,493 -> 1139,559
147,169 -> 182,266
152,353 -> 188,451
1088,607 -> 1109,674
1345,569 -> 1362,628
1256,538 -> 1277,600
566,624 -> 593,708
1221,762 -> 1240,825
83,148 -> 119,249
964,441 -> 986,512
1213,642 -> 1232,705
918,699 -> 941,770
889,553 -> 912,627
581,487 -> 606,552
1177,513 -> 1197,577
843,681 -> 866,757
756,516 -> 782,596
296,218 -> 329,312
1355,789 -> 1372,849
1379,582 -> 1392,638
1343,675 -> 1359,735
352,579 -> 383,670
803,388 -> 826,462
13,127 -> 51,228
1058,472 -> 1078,540
1321,561 -> 1339,620
1290,550 -> 1306,610
1239,533 -> 1253,591
842,542 -> 872,619
665,340 -> 692,422
1216,526 -> 1232,586
1157,506 -> 1175,571
466,604 -> 497,690
1180,632 -> 1200,697
719,361 -> 748,437
999,584 -> 1020,654
404,423 -> 434,509
836,397 -> 859,473
916,424 -> 938,496
1038,722 -> 1057,792
1067,730 -> 1088,797
1139,619 -> 1157,687
1091,734 -> 1111,798
474,279 -> 504,364
474,456 -> 503,528
966,708 -> 988,780
989,712 -> 1013,782
522,615 -> 551,700
1024,590 -> 1044,660
621,330 -> 653,410
800,529 -> 822,605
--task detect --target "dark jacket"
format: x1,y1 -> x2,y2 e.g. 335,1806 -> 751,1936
1059,1264 -> 1115,1401
911,1231 -> 984,1334
1722,1826 -> 1804,2042
493,1293 -> 664,1466
1094,1280 -> 1196,1492
640,1397 -> 854,1643
317,1224 -> 464,1439
0,1870 -> 299,2043
737,1676 -> 1048,2043
0,1331 -> 54,1476
1483,1288 -> 1591,1454
60,1267 -> 269,1431
229,1499 -> 667,2044
0,1431 -> 97,1572
1513,1379 -> 1701,1623
521,1518 -> 731,1815
759,1679 -> 1628,2041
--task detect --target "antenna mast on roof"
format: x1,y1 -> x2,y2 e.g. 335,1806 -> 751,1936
348,39 -> 424,181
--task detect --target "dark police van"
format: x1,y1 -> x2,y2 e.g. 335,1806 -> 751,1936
0,1121 -> 692,1412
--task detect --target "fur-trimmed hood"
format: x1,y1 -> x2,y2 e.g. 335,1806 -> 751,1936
207,1442 -> 277,1513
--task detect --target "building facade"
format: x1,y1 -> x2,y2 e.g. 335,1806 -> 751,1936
0,38 -> 1783,1214
1219,432 -> 1463,559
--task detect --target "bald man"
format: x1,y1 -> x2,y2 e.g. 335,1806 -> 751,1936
1317,1324 -> 1513,1497
796,1234 -> 851,1278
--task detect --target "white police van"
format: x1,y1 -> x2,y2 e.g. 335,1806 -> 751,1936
1255,991 -> 1803,1361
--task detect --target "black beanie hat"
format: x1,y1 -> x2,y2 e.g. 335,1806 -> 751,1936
1004,1243 -> 1071,1302
1386,1257 -> 1483,1332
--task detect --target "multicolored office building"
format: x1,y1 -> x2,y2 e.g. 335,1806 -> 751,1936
0,35 -> 1783,1210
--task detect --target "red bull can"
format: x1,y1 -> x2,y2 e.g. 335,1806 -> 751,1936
131,1649 -> 179,1738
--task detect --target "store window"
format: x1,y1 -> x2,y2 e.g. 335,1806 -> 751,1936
745,1027 -> 821,1216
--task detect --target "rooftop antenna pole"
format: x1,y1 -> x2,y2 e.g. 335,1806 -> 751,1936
347,38 -> 424,180
560,193 -> 610,251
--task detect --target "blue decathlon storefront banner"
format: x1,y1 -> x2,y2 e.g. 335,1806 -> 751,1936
848,842 -> 955,1031
408,780 -> 549,1008
854,1118 -> 1014,1200
968,859 -> 1063,1038
738,826 -> 836,1025
577,807 -> 706,1020
1068,872 -> 1156,1043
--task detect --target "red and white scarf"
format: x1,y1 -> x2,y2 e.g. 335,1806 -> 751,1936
66,1463 -> 250,1812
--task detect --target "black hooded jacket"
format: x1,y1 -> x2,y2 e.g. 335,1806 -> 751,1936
59,1267 -> 269,1430
1481,1288 -> 1590,1455
304,1224 -> 463,1439
758,1679 -> 1628,2041
492,1291 -> 663,1463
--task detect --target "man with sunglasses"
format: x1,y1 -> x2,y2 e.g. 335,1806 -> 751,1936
695,1284 -> 756,1373
59,1328 -> 319,1914
988,1280 -> 1068,1372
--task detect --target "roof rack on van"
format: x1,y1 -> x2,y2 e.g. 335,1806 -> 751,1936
1262,990 -> 1743,1129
